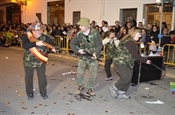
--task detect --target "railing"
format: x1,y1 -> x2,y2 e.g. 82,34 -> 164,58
162,44 -> 175,66
19,35 -> 175,66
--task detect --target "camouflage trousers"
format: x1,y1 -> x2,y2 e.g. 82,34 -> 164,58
76,59 -> 98,89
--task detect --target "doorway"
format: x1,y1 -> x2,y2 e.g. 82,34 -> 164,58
6,5 -> 21,24
120,8 -> 137,26
47,0 -> 64,25
73,11 -> 81,25
146,4 -> 172,29
0,10 -> 3,22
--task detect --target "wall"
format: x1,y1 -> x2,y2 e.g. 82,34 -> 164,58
65,0 -> 104,25
0,6 -> 6,23
24,0 -> 59,24
65,0 -> 157,26
23,0 -> 173,27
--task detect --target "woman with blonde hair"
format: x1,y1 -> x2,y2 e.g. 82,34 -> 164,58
109,27 -> 151,100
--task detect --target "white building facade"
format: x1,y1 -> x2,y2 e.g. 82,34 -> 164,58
0,0 -> 174,29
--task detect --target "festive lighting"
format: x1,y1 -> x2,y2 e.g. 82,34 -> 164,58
16,0 -> 27,6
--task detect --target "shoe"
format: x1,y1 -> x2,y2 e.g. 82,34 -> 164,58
116,91 -> 131,100
27,93 -> 34,100
108,86 -> 117,98
131,83 -> 137,86
105,77 -> 113,81
86,89 -> 96,96
75,86 -> 84,95
41,94 -> 48,100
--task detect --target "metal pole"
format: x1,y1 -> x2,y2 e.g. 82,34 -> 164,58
159,0 -> 163,34
158,0 -> 164,50
172,5 -> 175,30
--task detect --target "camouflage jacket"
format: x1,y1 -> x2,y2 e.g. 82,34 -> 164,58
70,28 -> 102,62
113,39 -> 135,68
22,34 -> 53,67
105,41 -> 116,59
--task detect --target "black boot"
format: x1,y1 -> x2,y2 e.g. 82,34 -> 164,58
41,94 -> 48,100
27,93 -> 34,100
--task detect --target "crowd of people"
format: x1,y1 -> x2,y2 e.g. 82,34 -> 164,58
0,18 -> 175,48
0,17 -> 175,100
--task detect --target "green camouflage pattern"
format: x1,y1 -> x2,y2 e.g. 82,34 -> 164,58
77,29 -> 98,62
105,41 -> 116,59
23,34 -> 49,68
113,39 -> 135,68
76,59 -> 98,89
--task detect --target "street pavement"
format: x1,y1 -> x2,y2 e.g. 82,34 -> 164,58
0,46 -> 175,115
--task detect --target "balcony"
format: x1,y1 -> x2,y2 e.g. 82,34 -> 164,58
0,0 -> 18,6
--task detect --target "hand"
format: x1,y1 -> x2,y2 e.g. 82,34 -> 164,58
78,49 -> 85,54
52,48 -> 56,53
36,41 -> 45,46
60,37 -> 63,40
113,37 -> 117,40
91,53 -> 97,59
146,60 -> 151,65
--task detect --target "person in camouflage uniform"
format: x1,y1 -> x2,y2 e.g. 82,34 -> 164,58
102,29 -> 120,81
109,27 -> 151,100
70,17 -> 102,96
22,20 -> 55,100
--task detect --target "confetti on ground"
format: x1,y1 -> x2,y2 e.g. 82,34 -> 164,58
145,100 -> 164,104
170,82 -> 175,95
72,78 -> 75,80
21,107 -> 27,110
145,87 -> 149,90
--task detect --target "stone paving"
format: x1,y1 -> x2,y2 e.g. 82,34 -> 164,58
0,47 -> 175,115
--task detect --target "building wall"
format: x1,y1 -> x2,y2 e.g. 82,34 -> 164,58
24,0 -> 59,24
65,0 -> 157,26
19,0 -> 173,27
0,6 -> 6,23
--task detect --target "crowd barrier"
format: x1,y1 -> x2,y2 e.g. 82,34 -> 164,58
162,44 -> 175,66
18,35 -> 175,66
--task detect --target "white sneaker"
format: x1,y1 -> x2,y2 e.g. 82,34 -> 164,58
109,86 -> 117,98
116,93 -> 131,100
105,77 -> 113,81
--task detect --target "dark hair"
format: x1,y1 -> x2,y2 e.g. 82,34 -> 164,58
109,29 -> 116,34
104,21 -> 108,25
162,22 -> 167,28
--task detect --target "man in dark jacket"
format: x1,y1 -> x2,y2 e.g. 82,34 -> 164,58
22,19 -> 55,100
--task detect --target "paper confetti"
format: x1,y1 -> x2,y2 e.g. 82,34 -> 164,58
170,82 -> 175,95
